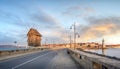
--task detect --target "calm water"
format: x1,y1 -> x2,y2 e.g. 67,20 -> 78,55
86,48 -> 120,58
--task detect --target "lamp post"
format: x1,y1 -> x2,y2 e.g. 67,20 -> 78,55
70,22 -> 80,49
70,22 -> 76,49
102,38 -> 105,55
69,34 -> 72,48
14,41 -> 17,50
14,41 -> 17,45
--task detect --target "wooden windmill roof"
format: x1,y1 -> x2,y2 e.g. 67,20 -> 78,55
27,28 -> 42,37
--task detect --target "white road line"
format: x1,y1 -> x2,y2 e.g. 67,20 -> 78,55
0,50 -> 45,63
11,52 -> 53,69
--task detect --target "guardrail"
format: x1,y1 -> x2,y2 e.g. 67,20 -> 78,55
67,49 -> 120,69
0,47 -> 49,57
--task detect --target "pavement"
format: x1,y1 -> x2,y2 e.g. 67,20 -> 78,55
0,49 -> 81,69
47,49 -> 80,69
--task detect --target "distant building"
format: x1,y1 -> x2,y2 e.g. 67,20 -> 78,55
78,42 -> 101,48
27,28 -> 42,47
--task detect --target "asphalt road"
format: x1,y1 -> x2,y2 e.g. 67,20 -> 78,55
0,49 -> 79,69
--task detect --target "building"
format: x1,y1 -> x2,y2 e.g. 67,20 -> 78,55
27,28 -> 42,47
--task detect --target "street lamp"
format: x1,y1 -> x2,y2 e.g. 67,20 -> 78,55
69,34 -> 72,48
70,22 -> 76,49
14,41 -> 17,45
102,38 -> 105,55
14,41 -> 17,50
70,22 -> 80,49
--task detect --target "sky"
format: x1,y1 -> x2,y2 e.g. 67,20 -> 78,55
0,0 -> 120,45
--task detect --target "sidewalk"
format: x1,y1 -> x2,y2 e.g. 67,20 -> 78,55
48,49 -> 81,69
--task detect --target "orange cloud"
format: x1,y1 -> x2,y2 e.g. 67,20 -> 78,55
76,17 -> 120,44
92,23 -> 115,31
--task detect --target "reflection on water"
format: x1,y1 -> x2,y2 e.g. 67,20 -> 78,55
86,48 -> 120,58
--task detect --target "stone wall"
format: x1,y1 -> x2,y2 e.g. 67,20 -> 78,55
67,49 -> 120,69
27,28 -> 42,46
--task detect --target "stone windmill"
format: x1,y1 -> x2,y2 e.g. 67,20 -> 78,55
27,28 -> 42,47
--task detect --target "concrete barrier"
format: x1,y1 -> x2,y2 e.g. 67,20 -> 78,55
67,49 -> 120,69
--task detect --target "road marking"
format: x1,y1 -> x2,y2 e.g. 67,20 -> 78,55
11,51 -> 53,69
0,50 -> 44,63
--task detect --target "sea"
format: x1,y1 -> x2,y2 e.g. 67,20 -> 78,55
85,48 -> 120,58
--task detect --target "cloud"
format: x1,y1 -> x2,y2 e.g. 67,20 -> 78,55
28,9 -> 70,43
76,16 -> 120,43
0,10 -> 29,45
84,7 -> 95,12
30,9 -> 62,29
30,10 -> 61,29
0,9 -> 29,29
0,5 -> 70,45
0,28 -> 28,45
0,32 -> 16,45
62,6 -> 95,18
0,8 -> 68,45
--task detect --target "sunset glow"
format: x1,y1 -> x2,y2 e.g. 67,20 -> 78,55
0,0 -> 120,45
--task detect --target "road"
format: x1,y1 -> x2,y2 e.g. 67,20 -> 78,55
0,49 -> 80,69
